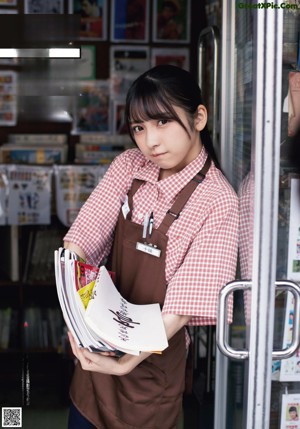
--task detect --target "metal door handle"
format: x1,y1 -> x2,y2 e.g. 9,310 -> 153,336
217,280 -> 300,360
198,25 -> 220,145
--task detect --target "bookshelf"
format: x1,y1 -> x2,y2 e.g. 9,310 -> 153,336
0,219 -> 70,406
0,126 -> 132,406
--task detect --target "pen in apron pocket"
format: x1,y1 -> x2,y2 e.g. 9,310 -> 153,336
143,213 -> 149,239
148,212 -> 154,236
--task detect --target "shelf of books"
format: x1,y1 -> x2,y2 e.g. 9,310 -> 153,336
0,130 -> 131,406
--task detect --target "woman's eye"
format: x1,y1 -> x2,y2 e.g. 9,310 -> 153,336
132,125 -> 143,133
158,119 -> 169,126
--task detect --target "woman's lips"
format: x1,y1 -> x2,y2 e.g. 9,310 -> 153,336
152,152 -> 167,158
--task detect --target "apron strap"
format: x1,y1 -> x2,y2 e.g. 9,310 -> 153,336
127,179 -> 144,220
158,156 -> 211,235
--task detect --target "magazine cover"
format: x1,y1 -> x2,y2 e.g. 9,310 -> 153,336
110,45 -> 150,76
152,0 -> 191,43
69,0 -> 107,40
110,46 -> 149,99
6,165 -> 52,225
0,71 -> 17,126
73,80 -> 110,133
54,164 -> 108,226
280,393 -> 300,429
111,0 -> 149,43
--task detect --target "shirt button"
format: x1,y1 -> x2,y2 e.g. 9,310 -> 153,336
137,213 -> 144,220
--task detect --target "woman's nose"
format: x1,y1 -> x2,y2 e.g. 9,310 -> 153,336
145,129 -> 160,148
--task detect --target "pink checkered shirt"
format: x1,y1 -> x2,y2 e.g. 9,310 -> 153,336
64,147 -> 239,326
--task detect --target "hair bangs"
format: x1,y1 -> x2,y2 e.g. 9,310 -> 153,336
128,91 -> 177,124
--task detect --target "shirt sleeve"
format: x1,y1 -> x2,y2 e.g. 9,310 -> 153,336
63,149 -> 143,266
162,193 -> 239,325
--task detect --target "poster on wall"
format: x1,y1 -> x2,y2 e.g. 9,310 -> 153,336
280,393 -> 300,429
0,71 -> 17,126
151,47 -> 189,70
111,0 -> 149,43
69,0 -> 107,40
6,165 -> 52,225
24,0 -> 64,13
73,80 -> 110,133
152,0 -> 191,43
110,46 -> 149,98
110,46 -> 150,76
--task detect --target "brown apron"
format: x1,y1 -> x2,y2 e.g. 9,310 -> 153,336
70,157 -> 211,429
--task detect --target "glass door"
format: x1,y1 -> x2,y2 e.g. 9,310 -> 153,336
215,1 -> 300,428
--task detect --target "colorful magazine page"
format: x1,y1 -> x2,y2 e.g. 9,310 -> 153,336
75,260 -> 99,309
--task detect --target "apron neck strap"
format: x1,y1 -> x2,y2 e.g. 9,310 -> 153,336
127,179 -> 144,220
158,156 -> 211,235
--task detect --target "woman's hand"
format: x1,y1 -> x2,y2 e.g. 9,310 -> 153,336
68,332 -> 125,375
68,331 -> 151,376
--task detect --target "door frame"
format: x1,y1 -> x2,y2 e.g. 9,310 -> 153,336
215,1 -> 283,428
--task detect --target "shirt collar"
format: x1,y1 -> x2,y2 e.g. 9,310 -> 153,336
133,147 -> 209,203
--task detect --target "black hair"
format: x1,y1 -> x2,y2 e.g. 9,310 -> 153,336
125,64 -> 220,169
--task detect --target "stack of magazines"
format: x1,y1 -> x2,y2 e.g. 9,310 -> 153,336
54,248 -> 168,356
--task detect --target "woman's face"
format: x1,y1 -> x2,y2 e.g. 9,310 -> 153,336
130,105 -> 207,178
290,410 -> 298,420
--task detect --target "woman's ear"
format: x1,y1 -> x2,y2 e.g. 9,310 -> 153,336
194,104 -> 208,131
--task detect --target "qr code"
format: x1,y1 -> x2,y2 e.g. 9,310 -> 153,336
1,408 -> 22,427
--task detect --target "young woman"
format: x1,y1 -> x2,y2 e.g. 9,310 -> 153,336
64,64 -> 239,429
